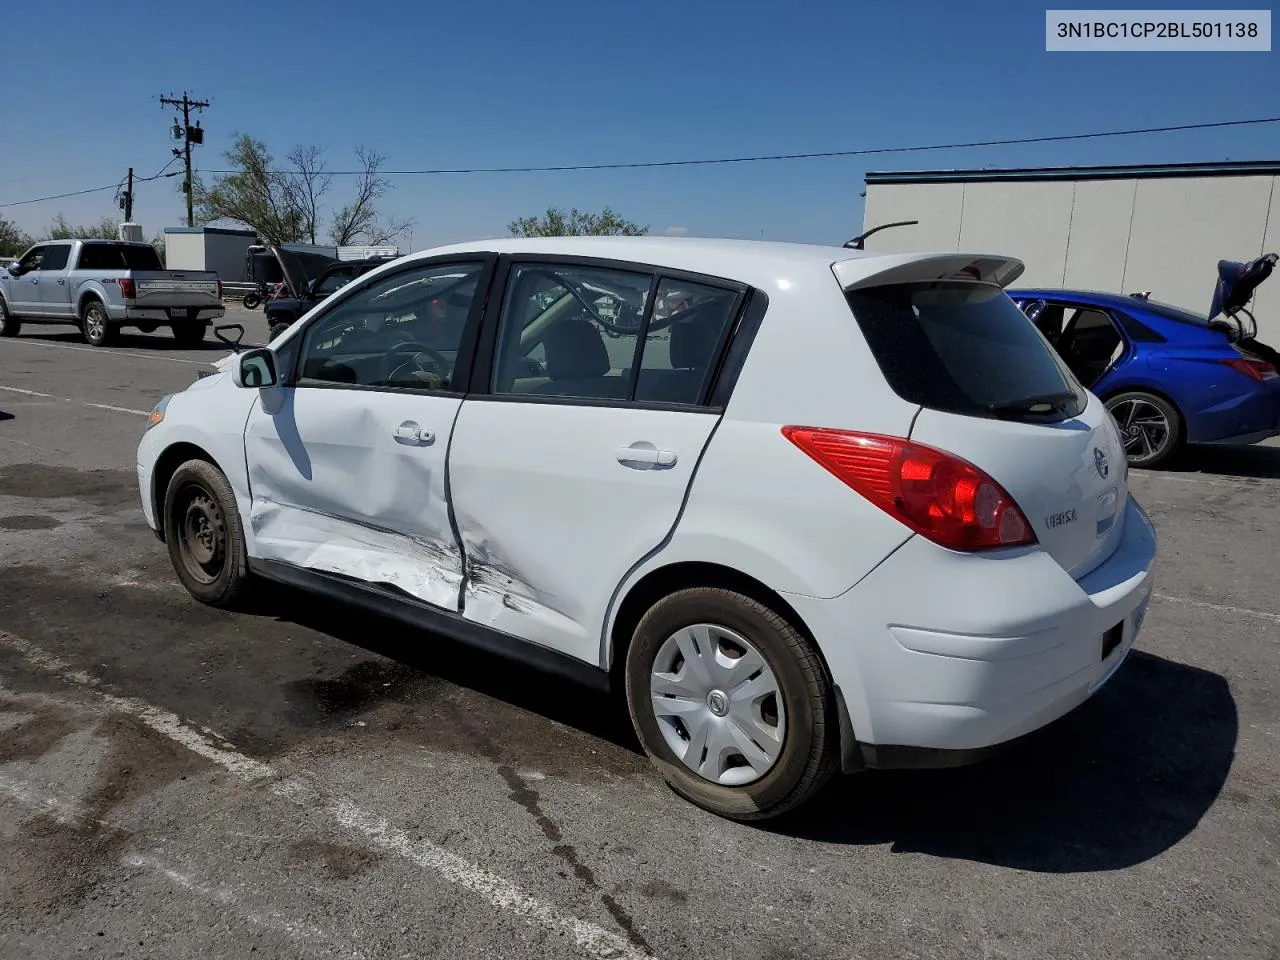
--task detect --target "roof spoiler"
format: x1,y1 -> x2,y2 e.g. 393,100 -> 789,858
833,252 -> 1025,291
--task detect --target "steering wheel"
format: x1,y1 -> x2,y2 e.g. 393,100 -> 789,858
381,340 -> 451,386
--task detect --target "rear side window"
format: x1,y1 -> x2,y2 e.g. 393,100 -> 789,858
847,281 -> 1085,421
75,243 -> 162,271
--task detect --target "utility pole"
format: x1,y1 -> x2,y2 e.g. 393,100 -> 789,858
118,167 -> 134,221
159,91 -> 209,227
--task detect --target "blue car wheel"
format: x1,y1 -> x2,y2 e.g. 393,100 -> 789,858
1105,390 -> 1184,469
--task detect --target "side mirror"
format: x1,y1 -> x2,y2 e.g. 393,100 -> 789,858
232,348 -> 278,388
7,262 -> 21,277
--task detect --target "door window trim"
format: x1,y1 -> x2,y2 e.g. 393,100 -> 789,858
279,253 -> 500,398
466,253 -> 755,414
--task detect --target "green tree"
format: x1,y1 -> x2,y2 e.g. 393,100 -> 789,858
0,215 -> 32,258
43,214 -> 120,241
507,206 -> 648,238
193,135 -> 304,246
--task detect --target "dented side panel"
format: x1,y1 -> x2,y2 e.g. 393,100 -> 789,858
243,385 -> 465,610
447,399 -> 720,665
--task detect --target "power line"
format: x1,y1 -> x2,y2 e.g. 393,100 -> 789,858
206,115 -> 1280,177
4,114 -> 1279,209
0,170 -> 183,209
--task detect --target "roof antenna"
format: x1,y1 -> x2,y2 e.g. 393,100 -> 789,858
844,220 -> 919,250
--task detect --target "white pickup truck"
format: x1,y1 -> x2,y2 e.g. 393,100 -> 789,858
0,239 -> 225,347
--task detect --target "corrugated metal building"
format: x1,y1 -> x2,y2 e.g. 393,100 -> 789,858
164,226 -> 259,281
861,161 -> 1280,339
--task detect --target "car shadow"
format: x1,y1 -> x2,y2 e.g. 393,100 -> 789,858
258,586 -> 1235,871
766,650 -> 1236,872
255,586 -> 643,756
20,330 -> 232,352
0,410 -> 13,422
1162,441 -> 1280,480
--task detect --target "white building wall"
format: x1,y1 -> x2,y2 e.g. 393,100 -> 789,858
863,172 -> 1280,341
163,233 -> 206,272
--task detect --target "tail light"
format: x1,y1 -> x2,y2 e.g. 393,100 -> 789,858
119,278 -> 136,299
781,427 -> 1037,551
1221,356 -> 1278,381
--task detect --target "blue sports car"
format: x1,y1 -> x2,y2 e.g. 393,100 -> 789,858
1008,264 -> 1280,468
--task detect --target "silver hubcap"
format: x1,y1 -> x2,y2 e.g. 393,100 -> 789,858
1109,397 -> 1170,461
86,309 -> 104,339
649,623 -> 786,786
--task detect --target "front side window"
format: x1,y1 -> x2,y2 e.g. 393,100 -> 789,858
16,246 -> 46,273
491,263 -> 653,399
39,244 -> 70,271
295,260 -> 486,391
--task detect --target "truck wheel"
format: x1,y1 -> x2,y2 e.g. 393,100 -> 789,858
81,300 -> 116,347
171,323 -> 207,347
0,299 -> 18,338
624,587 -> 838,821
268,321 -> 292,342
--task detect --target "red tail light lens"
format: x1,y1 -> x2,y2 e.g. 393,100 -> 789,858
1221,357 -> 1278,381
119,278 -> 136,299
781,427 -> 1037,551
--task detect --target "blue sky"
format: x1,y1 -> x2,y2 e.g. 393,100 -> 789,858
3,0 -> 1276,248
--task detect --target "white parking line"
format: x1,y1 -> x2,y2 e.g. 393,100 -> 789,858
0,384 -> 148,417
1154,593 -> 1280,625
0,335 -> 222,366
0,632 -> 658,960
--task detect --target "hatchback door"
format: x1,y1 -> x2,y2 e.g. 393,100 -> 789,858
447,259 -> 745,665
843,275 -> 1128,579
243,256 -> 494,609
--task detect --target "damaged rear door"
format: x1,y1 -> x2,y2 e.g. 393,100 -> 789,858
447,258 -> 746,665
243,256 -> 494,609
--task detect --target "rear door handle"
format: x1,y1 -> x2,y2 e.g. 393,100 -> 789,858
616,443 -> 677,469
394,420 -> 434,445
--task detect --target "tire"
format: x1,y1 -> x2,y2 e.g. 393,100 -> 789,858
162,459 -> 255,608
242,294 -> 262,310
624,587 -> 838,821
80,299 -> 116,347
171,323 -> 207,347
268,321 -> 292,342
1104,390 -> 1184,469
0,298 -> 18,337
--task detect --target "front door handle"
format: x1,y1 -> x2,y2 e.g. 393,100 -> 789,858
616,442 -> 677,470
55,278 -> 65,285
394,420 -> 434,445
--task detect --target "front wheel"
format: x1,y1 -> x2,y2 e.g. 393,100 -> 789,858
624,587 -> 838,821
163,459 -> 255,608
1105,391 -> 1184,469
0,299 -> 19,337
81,300 -> 116,347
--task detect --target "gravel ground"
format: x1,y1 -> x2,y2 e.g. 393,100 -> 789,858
1,308 -> 1278,959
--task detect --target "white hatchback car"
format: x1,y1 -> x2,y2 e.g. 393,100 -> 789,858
137,237 -> 1157,820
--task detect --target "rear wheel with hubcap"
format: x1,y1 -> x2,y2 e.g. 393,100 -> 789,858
624,587 -> 838,821
1105,390 -> 1183,469
163,459 -> 254,608
81,300 -> 115,347
0,299 -> 18,337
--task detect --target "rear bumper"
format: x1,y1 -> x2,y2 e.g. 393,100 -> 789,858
786,497 -> 1157,765
117,305 -> 225,324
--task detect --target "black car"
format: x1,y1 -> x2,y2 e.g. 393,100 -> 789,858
265,254 -> 397,341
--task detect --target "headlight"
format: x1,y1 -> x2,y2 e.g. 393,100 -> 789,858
146,394 -> 173,431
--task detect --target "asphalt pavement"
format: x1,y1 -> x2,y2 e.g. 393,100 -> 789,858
1,304 -> 1279,959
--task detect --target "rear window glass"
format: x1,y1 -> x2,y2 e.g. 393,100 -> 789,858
846,281 -> 1085,421
76,243 -> 163,271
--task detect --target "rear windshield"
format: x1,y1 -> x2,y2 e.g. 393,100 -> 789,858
846,281 -> 1086,422
76,243 -> 163,271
